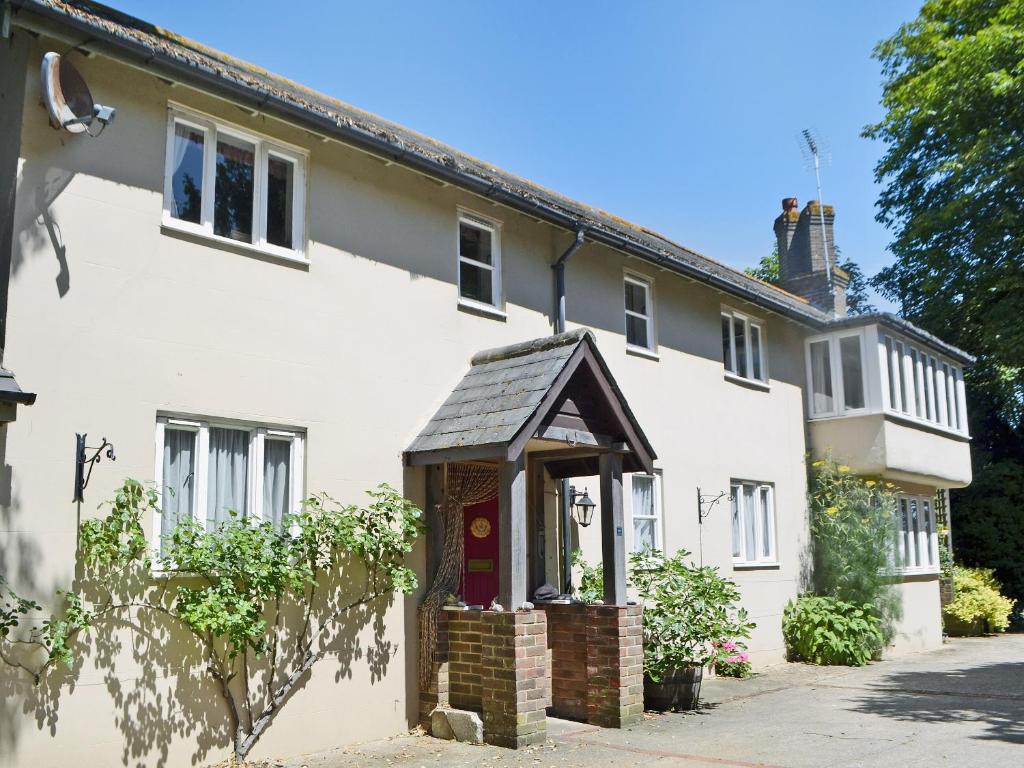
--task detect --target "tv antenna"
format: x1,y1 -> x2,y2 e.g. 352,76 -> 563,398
799,128 -> 834,295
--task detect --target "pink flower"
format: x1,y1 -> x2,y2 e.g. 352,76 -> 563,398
722,641 -> 737,651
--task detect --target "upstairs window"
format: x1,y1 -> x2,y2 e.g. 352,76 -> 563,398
457,211 -> 501,309
631,472 -> 663,552
722,310 -> 766,383
730,480 -> 776,565
164,106 -> 307,259
624,274 -> 655,351
881,334 -> 965,433
806,332 -> 866,417
154,416 -> 305,559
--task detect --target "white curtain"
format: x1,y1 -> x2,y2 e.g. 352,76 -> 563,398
207,427 -> 249,527
810,341 -> 833,413
730,487 -> 741,558
171,123 -> 202,219
263,439 -> 291,531
743,485 -> 757,560
632,475 -> 655,550
162,429 -> 195,547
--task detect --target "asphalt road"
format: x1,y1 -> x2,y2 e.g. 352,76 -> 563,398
282,634 -> 1024,768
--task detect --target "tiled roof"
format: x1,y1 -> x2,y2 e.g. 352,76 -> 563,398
11,1 -> 974,364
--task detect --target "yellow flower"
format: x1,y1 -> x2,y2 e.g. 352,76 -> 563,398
811,460 -> 825,468
865,480 -> 876,487
826,507 -> 839,516
838,465 -> 851,473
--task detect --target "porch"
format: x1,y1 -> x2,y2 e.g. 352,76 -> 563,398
405,329 -> 657,748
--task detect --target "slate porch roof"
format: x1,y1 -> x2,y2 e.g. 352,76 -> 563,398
405,329 -> 655,467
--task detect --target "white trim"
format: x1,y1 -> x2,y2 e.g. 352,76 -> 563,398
730,479 -> 777,566
721,307 -> 767,384
805,329 -> 869,418
629,471 -> 663,553
456,207 -> 502,311
163,104 -> 309,262
152,414 -> 306,562
624,271 -> 657,353
893,492 -> 940,575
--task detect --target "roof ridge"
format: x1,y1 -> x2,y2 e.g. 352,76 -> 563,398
470,329 -> 591,367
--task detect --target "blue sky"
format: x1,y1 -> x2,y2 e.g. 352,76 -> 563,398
115,0 -> 919,306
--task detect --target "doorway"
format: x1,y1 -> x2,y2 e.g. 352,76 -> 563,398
463,497 -> 499,607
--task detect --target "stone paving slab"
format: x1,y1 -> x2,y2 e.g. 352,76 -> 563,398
277,635 -> 1024,768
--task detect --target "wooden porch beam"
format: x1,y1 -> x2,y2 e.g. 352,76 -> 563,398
599,451 -> 627,606
498,453 -> 528,609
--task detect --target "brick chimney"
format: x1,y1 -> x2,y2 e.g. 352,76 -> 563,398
773,198 -> 848,316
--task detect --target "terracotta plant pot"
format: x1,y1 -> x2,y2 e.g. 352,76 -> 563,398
644,665 -> 703,711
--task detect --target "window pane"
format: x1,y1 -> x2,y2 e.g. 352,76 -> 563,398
633,518 -> 656,552
734,319 -> 747,378
624,280 -> 647,315
721,315 -> 733,373
898,342 -> 912,414
207,427 -> 249,527
751,325 -> 763,380
945,365 -> 958,430
632,475 -> 654,517
910,498 -> 920,567
214,135 -> 255,242
170,123 -> 204,224
743,485 -> 756,560
925,358 -> 936,421
263,439 -> 291,531
912,349 -> 925,418
459,261 -> 493,305
626,313 -> 649,349
759,487 -> 772,558
730,485 -> 741,558
900,498 -> 910,568
885,337 -> 899,409
840,336 -> 864,410
266,155 -> 294,249
459,221 -> 492,265
161,428 -> 195,550
923,499 -> 934,566
810,340 -> 833,413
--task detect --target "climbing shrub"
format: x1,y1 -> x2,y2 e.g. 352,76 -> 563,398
808,457 -> 901,643
571,549 -> 603,604
0,478 -> 423,762
943,566 -> 1015,635
782,596 -> 883,666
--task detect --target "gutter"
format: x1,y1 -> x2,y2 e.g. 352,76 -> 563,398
7,0 -> 832,331
551,229 -> 585,598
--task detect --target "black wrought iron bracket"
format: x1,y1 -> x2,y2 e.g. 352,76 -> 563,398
74,433 -> 115,503
697,486 -> 730,525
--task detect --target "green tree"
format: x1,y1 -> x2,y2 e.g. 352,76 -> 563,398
745,244 -> 875,315
865,0 -> 1024,609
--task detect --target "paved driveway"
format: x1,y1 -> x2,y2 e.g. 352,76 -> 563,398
285,635 -> 1024,768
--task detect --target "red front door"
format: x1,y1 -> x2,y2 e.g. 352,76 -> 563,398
463,498 -> 499,607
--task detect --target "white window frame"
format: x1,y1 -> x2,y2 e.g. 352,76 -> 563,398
624,272 -> 656,354
804,329 -> 869,417
894,493 -> 939,575
456,208 -> 503,313
629,472 -> 663,552
879,333 -> 968,436
153,415 -> 305,560
722,308 -> 767,384
162,104 -> 308,263
730,480 -> 777,566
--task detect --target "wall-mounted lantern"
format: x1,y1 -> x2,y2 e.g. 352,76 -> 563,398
73,433 -> 115,503
569,486 -> 596,527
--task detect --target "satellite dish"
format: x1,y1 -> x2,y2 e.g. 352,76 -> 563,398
40,52 -> 116,135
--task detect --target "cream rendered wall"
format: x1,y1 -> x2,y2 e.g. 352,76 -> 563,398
564,245 -> 812,667
888,575 -> 943,656
0,38 -> 814,766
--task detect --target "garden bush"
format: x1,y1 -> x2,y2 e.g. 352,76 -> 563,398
629,549 -> 754,680
783,595 -> 883,666
943,566 -> 1015,635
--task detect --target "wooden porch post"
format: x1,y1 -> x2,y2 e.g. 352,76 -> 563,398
499,453 -> 528,609
599,452 -> 627,605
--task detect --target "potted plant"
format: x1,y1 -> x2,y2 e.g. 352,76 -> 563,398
629,549 -> 754,711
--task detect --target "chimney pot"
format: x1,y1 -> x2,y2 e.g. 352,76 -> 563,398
782,197 -> 798,212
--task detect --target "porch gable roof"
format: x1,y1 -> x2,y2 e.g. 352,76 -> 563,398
404,329 -> 655,472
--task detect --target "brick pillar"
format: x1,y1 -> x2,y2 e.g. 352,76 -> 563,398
586,604 -> 643,728
418,608 -> 450,728
480,610 -> 548,748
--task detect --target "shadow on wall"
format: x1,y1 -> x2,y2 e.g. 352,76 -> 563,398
14,157 -> 76,297
0,522 -> 397,767
846,662 -> 1024,745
